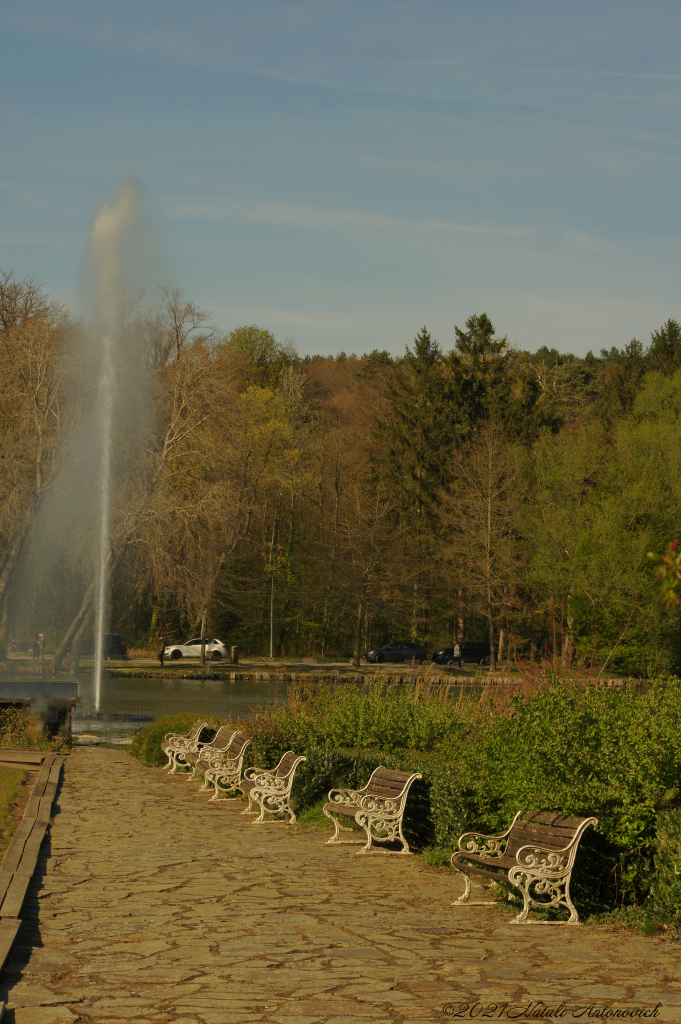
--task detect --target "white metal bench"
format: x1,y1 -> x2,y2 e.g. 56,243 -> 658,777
197,733 -> 251,802
323,766 -> 422,854
451,809 -> 599,924
183,726 -> 239,780
239,750 -> 306,824
161,720 -> 210,773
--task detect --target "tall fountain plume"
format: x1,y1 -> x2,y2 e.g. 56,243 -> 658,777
86,184 -> 140,710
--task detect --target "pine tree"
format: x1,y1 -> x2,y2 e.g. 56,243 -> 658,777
450,312 -> 508,431
381,327 -> 454,521
648,319 -> 681,375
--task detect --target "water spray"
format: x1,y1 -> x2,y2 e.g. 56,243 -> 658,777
86,184 -> 139,710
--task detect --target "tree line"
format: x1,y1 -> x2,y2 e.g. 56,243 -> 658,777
1,268 -> 680,674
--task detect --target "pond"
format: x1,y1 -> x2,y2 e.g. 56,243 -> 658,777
70,674 -> 288,746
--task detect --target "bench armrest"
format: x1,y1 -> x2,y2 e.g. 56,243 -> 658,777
513,842 -> 571,874
357,794 -> 401,815
457,826 -> 513,858
244,767 -> 277,786
327,784 -> 369,808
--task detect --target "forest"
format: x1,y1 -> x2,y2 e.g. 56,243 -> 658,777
1,268 -> 680,674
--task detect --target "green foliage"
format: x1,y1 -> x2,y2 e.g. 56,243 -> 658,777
220,324 -> 292,388
647,809 -> 681,928
0,707 -> 40,748
128,713 -> 227,767
245,680 -> 470,756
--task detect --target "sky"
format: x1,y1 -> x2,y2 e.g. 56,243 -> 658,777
2,0 -> 681,358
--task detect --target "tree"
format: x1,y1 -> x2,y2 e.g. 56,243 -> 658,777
159,287 -> 214,363
221,325 -> 293,388
648,319 -> 681,376
0,274 -> 74,642
440,421 -> 519,670
450,312 -> 508,432
381,326 -> 454,521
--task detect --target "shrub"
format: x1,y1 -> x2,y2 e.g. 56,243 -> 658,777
128,713 -> 228,767
648,808 -> 681,928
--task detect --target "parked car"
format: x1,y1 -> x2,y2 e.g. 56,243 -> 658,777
431,641 -> 490,667
82,633 -> 128,659
364,641 -> 428,665
163,638 -> 229,661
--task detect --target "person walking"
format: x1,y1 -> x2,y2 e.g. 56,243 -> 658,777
32,633 -> 40,661
38,633 -> 45,661
157,634 -> 166,668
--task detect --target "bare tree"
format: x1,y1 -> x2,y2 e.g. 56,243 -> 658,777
159,287 -> 214,362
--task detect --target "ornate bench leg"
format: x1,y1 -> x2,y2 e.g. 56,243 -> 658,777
323,808 -> 360,845
508,869 -> 580,925
450,865 -> 497,907
397,819 -> 412,855
564,878 -> 580,925
454,873 -> 472,905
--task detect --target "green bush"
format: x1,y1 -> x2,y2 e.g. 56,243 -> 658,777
128,713 -> 228,767
648,808 -> 681,928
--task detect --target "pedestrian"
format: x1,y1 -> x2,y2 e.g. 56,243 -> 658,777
38,633 -> 45,661
32,633 -> 39,661
158,634 -> 166,668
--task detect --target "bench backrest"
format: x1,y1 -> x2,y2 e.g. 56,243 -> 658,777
188,720 -> 209,741
275,750 -> 306,781
366,767 -> 422,805
225,733 -> 249,761
211,727 -> 238,752
506,810 -> 596,859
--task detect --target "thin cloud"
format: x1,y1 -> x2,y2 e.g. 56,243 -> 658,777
170,198 -> 543,241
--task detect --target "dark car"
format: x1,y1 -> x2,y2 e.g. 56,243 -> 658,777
364,641 -> 428,665
431,641 -> 490,667
82,633 -> 128,659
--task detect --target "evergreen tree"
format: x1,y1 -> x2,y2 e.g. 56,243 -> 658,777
381,326 -> 454,521
648,319 -> 681,375
450,313 -> 508,431
598,338 -> 646,424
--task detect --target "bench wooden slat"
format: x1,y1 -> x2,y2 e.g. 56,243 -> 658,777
370,769 -> 416,782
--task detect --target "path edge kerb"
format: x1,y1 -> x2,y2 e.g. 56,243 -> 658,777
0,753 -> 65,972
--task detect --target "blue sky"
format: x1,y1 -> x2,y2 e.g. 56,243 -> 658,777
2,1 -> 681,357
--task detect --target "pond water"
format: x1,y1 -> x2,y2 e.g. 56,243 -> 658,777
69,674 -> 288,745
77,673 -> 286,718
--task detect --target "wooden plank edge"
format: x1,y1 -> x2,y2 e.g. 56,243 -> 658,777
0,760 -> 64,917
0,756 -> 56,881
0,918 -> 21,973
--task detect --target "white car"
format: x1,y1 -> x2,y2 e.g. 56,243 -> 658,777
164,638 -> 229,661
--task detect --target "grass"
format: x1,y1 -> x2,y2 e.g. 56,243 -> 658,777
295,798 -> 333,829
0,766 -> 31,858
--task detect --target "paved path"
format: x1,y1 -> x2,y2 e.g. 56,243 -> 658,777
2,750 -> 679,1024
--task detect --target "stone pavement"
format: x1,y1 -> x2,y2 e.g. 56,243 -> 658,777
1,749 -> 679,1024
